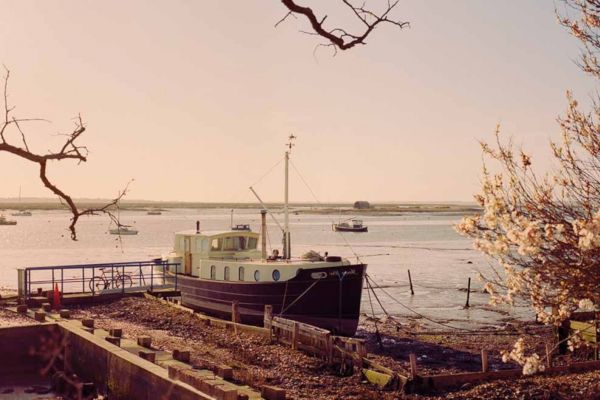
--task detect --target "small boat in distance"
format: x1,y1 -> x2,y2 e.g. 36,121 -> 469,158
147,209 -> 162,215
0,215 -> 17,226
108,226 -> 138,235
11,187 -> 32,217
11,210 -> 32,217
333,219 -> 368,232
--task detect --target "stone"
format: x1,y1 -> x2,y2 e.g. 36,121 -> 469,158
105,336 -> 121,346
139,350 -> 156,363
173,349 -> 190,363
261,385 -> 286,400
137,335 -> 152,348
81,318 -> 94,328
213,384 -> 238,400
216,365 -> 233,380
109,328 -> 122,338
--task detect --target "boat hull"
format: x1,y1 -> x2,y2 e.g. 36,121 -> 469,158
333,225 -> 368,232
176,263 -> 366,336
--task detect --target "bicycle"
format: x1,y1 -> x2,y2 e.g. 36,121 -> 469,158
89,267 -> 134,292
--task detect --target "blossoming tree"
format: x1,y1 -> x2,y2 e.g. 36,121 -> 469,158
457,0 -> 600,372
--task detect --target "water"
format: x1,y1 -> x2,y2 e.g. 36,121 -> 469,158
0,208 -> 530,327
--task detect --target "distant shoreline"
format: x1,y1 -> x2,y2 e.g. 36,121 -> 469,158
0,199 -> 481,215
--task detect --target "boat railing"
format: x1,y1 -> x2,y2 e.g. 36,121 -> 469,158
17,260 -> 180,300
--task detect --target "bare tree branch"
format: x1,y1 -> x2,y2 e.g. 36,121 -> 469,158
279,0 -> 408,51
0,67 -> 128,240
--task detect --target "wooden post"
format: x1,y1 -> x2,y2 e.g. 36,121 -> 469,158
464,277 -> 471,308
232,301 -> 240,334
292,321 -> 299,350
545,343 -> 552,368
409,353 -> 418,379
407,269 -> 414,295
264,305 -> 273,341
481,349 -> 489,372
326,334 -> 333,365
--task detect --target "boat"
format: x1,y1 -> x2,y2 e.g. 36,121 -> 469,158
108,226 -> 138,235
165,136 -> 367,336
0,215 -> 17,225
11,210 -> 32,217
10,186 -> 32,217
147,209 -> 162,215
333,219 -> 368,232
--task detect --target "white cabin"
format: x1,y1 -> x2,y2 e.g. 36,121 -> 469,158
166,228 -> 349,283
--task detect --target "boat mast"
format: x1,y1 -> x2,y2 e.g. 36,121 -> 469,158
284,134 -> 295,259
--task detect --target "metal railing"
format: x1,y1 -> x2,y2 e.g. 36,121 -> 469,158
18,260 -> 180,299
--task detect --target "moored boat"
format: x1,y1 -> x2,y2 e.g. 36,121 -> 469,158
11,210 -> 32,217
333,219 -> 368,232
108,226 -> 138,235
165,137 -> 366,336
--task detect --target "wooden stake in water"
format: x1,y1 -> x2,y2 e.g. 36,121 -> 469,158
408,269 -> 414,295
464,277 -> 471,309
481,349 -> 489,372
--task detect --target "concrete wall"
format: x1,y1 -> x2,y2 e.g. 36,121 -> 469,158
62,324 -> 210,400
0,324 -> 60,378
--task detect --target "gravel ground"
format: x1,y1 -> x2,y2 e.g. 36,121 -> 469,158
67,297 -> 599,400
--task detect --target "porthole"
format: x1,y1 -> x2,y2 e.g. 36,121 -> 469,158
224,266 -> 230,281
272,269 -> 281,281
254,270 -> 260,282
239,266 -> 245,281
210,265 -> 216,280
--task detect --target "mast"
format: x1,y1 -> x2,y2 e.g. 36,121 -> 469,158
284,134 -> 296,259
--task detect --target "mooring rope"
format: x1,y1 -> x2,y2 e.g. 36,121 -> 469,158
289,159 -> 363,263
280,279 -> 320,315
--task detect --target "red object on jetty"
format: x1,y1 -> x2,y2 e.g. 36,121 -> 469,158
53,283 -> 61,310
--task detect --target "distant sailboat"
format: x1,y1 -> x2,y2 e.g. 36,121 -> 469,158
108,204 -> 138,235
11,186 -> 32,217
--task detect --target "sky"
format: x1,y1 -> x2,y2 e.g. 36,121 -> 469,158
0,1 -> 596,203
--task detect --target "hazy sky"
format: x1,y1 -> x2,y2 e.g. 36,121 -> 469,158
0,1 -> 595,203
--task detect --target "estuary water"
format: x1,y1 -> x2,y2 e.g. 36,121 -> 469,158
0,208 -> 530,328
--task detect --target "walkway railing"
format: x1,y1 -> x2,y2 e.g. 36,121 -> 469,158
17,260 -> 180,299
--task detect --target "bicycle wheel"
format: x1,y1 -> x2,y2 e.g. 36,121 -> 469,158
114,275 -> 133,289
89,277 -> 107,292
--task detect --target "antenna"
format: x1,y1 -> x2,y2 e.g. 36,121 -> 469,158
286,134 -> 296,152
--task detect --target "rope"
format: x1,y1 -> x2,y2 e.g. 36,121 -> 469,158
280,279 -> 320,315
365,274 -> 478,332
280,280 -> 289,316
250,157 -> 284,188
289,159 -> 362,263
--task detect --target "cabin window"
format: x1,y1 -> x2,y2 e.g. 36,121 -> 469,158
210,265 -> 216,280
224,266 -> 230,281
248,237 -> 258,250
238,266 -> 245,281
272,270 -> 281,281
254,270 -> 260,282
223,236 -> 249,251
211,238 -> 222,251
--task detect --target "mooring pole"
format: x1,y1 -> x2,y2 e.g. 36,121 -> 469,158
408,269 -> 414,295
464,277 -> 471,308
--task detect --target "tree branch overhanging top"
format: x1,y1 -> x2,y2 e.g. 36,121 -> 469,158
279,0 -> 409,52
